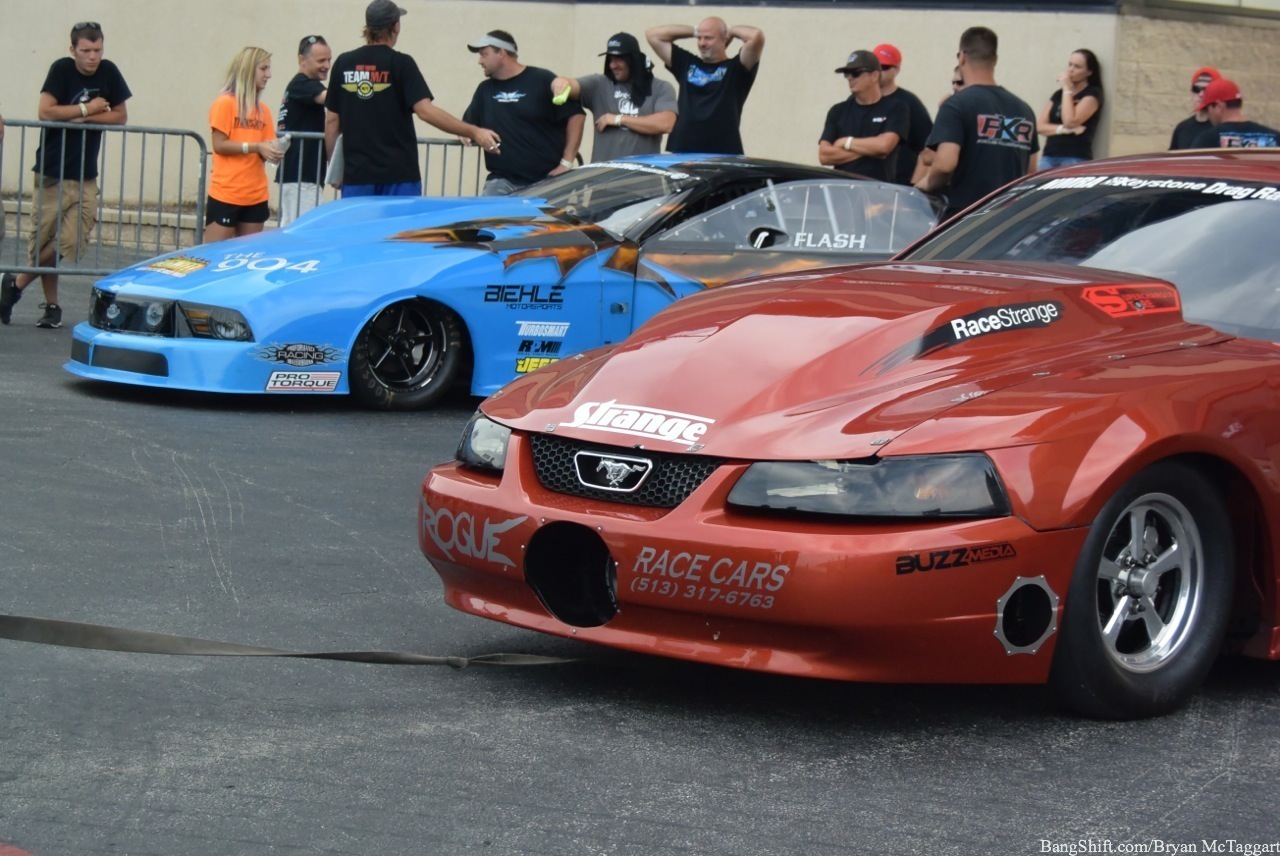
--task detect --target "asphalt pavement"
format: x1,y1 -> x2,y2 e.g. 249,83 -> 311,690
1,271 -> 1279,856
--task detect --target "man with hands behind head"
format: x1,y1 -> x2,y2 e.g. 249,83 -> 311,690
645,17 -> 763,155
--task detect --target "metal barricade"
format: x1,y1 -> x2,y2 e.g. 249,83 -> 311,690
271,131 -> 486,227
0,119 -> 488,273
0,118 -> 208,276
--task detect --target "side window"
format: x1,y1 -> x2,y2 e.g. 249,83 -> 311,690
653,179 -> 936,253
649,179 -> 772,241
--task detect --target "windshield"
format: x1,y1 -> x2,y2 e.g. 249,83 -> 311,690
515,162 -> 703,238
906,174 -> 1280,340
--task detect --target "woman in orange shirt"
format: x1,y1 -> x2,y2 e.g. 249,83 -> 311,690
206,47 -> 283,242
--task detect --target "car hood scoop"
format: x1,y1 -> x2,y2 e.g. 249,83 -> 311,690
486,262 -> 1228,459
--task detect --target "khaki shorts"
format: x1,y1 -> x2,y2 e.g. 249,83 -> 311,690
28,175 -> 98,264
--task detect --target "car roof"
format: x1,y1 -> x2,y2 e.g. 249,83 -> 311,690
1041,148 -> 1280,183
606,153 -> 857,184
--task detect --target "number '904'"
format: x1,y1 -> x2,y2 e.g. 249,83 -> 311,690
215,257 -> 321,274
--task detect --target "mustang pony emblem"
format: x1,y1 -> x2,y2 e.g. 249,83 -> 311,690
572,450 -> 654,493
598,459 -> 646,487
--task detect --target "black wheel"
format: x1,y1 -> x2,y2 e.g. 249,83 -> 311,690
1049,461 -> 1234,719
348,299 -> 465,411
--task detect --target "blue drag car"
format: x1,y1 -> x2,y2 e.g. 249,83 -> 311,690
68,155 -> 936,409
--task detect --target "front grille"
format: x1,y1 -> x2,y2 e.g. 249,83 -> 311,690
530,434 -> 723,508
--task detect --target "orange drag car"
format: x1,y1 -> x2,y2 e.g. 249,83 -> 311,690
420,150 -> 1280,718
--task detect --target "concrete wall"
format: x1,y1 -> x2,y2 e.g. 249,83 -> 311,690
1,0 -> 1278,199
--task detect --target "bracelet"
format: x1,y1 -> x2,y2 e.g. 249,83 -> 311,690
79,103 -> 88,117
242,142 -> 251,154
559,158 -> 574,169
843,137 -> 852,152
614,114 -> 623,128
1056,125 -> 1065,135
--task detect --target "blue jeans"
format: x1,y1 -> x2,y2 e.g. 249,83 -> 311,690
341,181 -> 422,198
1039,155 -> 1088,171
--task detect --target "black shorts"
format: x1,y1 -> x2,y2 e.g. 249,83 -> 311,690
205,197 -> 270,227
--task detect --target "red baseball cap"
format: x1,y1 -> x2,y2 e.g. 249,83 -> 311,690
1194,77 -> 1241,112
872,43 -> 902,68
1190,66 -> 1220,91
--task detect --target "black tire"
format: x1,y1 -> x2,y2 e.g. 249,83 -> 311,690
348,299 -> 465,411
1048,461 -> 1234,719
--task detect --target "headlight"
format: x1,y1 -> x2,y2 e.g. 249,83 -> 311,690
727,454 -> 1010,519
456,412 -> 512,472
178,303 -> 254,340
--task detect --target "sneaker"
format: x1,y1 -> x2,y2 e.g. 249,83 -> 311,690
36,303 -> 62,329
0,273 -> 20,325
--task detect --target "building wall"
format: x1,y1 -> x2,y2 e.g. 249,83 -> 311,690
1111,11 -> 1280,154
1,0 -> 1277,200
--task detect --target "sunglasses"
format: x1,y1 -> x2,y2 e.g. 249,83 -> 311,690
843,68 -> 873,79
1191,85 -> 1207,94
951,79 -> 964,88
73,21 -> 101,30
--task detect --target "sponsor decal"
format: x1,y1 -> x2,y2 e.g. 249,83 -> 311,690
515,356 -> 558,374
342,67 -> 391,99
516,321 -> 569,337
976,114 -> 1035,147
1082,284 -> 1181,318
265,371 -> 341,392
867,302 -> 1063,376
895,543 -> 1016,575
1036,175 -> 1280,203
793,232 -> 867,250
485,284 -> 565,309
214,253 -> 321,274
627,546 -> 789,609
572,451 -> 653,492
420,501 -> 525,567
518,339 -> 562,355
257,342 -> 345,367
948,301 -> 1061,341
146,255 -> 209,277
562,399 -> 715,444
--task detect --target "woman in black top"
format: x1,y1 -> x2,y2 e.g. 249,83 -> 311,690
1036,49 -> 1104,169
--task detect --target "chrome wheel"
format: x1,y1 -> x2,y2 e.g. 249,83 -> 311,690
1049,462 -> 1233,719
1094,494 -> 1203,672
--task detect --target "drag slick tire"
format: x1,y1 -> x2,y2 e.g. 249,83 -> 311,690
349,299 -> 465,411
1049,462 -> 1233,719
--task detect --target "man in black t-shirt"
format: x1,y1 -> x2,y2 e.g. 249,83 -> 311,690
464,30 -> 585,195
1170,67 -> 1220,151
646,17 -> 764,155
1189,78 -> 1280,149
1,22 -> 131,330
916,27 -> 1038,220
277,35 -> 331,224
818,50 -> 908,183
873,43 -> 934,186
325,0 -> 499,198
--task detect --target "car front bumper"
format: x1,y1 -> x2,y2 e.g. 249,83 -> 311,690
419,434 -> 1090,684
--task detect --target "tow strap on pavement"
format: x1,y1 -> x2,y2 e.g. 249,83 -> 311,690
0,612 -> 574,668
